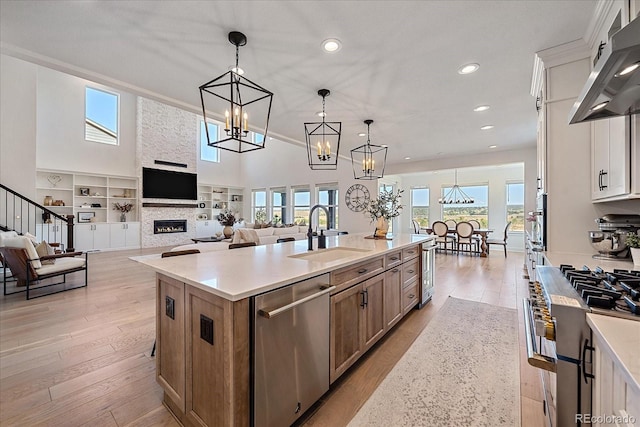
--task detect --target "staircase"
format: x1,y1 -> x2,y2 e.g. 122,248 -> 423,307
1,184 -> 75,251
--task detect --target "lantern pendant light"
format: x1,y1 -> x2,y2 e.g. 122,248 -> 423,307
351,119 -> 387,180
304,89 -> 341,170
199,31 -> 273,153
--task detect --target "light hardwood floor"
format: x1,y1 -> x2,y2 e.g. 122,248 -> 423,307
0,247 -> 545,426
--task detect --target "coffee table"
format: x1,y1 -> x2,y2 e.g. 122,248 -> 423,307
191,237 -> 229,243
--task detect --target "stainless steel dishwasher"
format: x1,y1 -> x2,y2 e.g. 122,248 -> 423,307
252,273 -> 334,427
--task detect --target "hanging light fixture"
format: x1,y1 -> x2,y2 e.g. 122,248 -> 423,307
199,31 -> 273,153
351,119 -> 387,180
439,170 -> 475,204
304,89 -> 341,170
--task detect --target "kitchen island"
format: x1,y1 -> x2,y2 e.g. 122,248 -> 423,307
133,232 -> 433,427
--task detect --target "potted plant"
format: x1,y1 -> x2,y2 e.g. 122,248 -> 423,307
626,232 -> 640,265
365,189 -> 404,238
217,211 -> 236,238
113,202 -> 134,222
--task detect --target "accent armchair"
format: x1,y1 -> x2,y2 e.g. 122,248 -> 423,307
0,236 -> 88,300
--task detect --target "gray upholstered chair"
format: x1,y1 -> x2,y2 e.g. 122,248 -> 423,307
487,221 -> 511,257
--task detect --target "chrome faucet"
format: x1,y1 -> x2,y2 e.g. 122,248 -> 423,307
308,204 -> 330,250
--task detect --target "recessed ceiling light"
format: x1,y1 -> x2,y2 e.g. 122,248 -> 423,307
358,132 -> 366,137
591,101 -> 608,111
480,125 -> 494,130
229,66 -> 245,75
404,157 -> 411,160
489,145 -> 497,149
322,38 -> 342,53
615,61 -> 639,77
473,105 -> 490,112
458,63 -> 480,74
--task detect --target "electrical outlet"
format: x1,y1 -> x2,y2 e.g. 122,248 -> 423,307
200,314 -> 214,345
165,296 -> 175,320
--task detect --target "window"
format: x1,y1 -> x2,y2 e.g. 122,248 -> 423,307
506,182 -> 524,231
271,187 -> 287,225
441,185 -> 488,227
253,132 -> 265,145
378,183 -> 396,232
252,189 -> 267,223
316,184 -> 339,229
85,87 -> 118,145
411,187 -> 430,227
292,187 -> 310,225
200,120 -> 220,162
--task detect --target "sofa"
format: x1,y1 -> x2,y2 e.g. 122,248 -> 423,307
171,225 -> 309,253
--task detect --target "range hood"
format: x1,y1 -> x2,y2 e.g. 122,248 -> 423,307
569,18 -> 640,124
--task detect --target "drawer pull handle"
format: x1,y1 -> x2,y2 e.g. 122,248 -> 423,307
390,257 -> 399,261
407,269 -> 415,274
408,294 -> 415,299
357,268 -> 368,274
392,268 -> 399,273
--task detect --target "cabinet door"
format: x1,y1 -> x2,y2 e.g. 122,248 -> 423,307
607,116 -> 630,197
109,223 -> 127,248
74,224 -> 95,251
384,267 -> 403,330
157,275 -> 185,411
592,119 -> 610,199
362,275 -> 385,352
330,285 -> 364,383
93,223 -> 110,249
125,222 -> 140,247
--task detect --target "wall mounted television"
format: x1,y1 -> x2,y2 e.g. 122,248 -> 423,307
142,167 -> 197,200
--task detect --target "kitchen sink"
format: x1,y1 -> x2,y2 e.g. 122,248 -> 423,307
288,247 -> 371,262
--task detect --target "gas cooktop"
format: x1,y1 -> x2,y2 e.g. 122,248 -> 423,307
558,264 -> 640,320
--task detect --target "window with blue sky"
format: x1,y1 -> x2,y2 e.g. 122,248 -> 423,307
442,185 -> 489,227
411,187 -> 429,227
85,87 -> 118,145
200,120 -> 220,162
506,182 -> 524,231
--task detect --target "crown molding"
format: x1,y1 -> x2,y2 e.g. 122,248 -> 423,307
584,0 -> 617,49
533,39 -> 591,69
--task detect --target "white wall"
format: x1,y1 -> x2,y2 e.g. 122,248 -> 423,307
0,55 -> 38,198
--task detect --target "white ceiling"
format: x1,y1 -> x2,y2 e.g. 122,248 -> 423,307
0,0 -> 597,166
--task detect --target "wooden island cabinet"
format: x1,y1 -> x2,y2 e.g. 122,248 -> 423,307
134,233 -> 433,427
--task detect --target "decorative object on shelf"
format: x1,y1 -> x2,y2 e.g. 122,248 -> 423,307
124,189 -> 133,198
438,169 -> 474,204
43,195 -> 53,206
365,189 -> 404,238
199,202 -> 206,208
81,203 -> 91,208
79,187 -> 90,196
351,119 -> 388,180
91,203 -> 101,208
304,89 -> 341,170
217,210 -> 237,238
199,31 -> 273,154
78,212 -> 95,223
53,200 -> 65,206
42,212 -> 52,224
345,183 -> 371,212
47,174 -> 62,187
627,232 -> 640,265
231,195 -> 242,202
113,202 -> 134,222
526,213 -> 538,236
197,213 -> 208,221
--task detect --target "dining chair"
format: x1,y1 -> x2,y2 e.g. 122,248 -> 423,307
432,221 -> 455,252
468,220 -> 481,229
456,221 -> 479,255
229,242 -> 257,250
412,219 -> 421,234
487,221 -> 511,257
276,237 -> 296,243
444,219 -> 458,240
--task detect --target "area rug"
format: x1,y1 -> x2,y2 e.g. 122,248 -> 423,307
348,297 -> 520,427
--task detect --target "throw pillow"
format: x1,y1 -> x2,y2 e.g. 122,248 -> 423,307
23,232 -> 39,246
35,241 -> 56,265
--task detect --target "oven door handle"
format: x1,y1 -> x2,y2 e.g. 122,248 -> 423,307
582,338 -> 595,384
522,299 -> 557,372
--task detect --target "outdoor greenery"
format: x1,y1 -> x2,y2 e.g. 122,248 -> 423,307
442,207 -> 488,228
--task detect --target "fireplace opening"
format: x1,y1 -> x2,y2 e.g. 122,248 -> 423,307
154,219 -> 187,234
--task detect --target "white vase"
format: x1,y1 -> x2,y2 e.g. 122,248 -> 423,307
631,247 -> 640,265
375,217 -> 389,238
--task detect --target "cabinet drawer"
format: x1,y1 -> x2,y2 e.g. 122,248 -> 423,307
402,245 -> 420,261
331,256 -> 385,294
403,258 -> 419,287
403,280 -> 419,314
385,251 -> 402,269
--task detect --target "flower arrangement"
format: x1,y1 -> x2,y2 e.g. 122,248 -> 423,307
113,202 -> 134,213
365,189 -> 404,222
217,210 -> 236,226
526,213 -> 537,222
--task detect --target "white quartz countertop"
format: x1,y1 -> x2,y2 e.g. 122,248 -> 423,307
586,313 -> 640,395
132,233 -> 434,301
543,251 -> 636,272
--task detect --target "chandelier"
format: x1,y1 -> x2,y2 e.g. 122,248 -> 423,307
439,170 -> 475,204
304,89 -> 341,170
199,31 -> 273,153
350,119 -> 387,180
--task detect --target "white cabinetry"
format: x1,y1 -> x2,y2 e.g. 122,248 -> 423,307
109,223 -> 141,249
75,223 -> 110,251
592,117 -> 630,200
195,220 -> 217,238
196,184 -> 244,232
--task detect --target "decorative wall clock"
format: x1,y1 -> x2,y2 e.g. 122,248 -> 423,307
345,183 -> 370,212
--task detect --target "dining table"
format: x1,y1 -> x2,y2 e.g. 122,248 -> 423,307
421,227 -> 493,257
